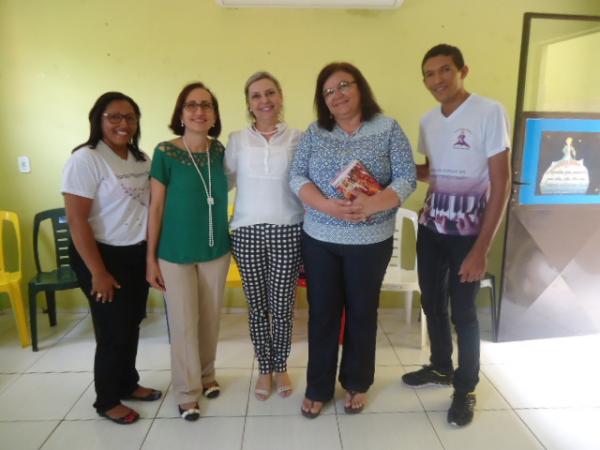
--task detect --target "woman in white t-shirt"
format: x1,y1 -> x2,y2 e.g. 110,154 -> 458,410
225,72 -> 304,401
62,92 -> 161,425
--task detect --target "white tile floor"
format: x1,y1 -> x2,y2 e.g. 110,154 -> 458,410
1,308 -> 599,450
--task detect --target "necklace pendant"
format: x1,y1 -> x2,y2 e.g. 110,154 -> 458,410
207,196 -> 215,206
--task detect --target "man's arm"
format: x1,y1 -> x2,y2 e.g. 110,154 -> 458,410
458,149 -> 511,282
416,157 -> 430,182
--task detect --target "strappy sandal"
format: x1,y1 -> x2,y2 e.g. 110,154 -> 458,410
98,406 -> 139,425
178,404 -> 200,421
255,388 -> 270,401
344,391 -> 365,414
255,374 -> 272,401
202,382 -> 220,399
274,372 -> 293,398
277,385 -> 293,398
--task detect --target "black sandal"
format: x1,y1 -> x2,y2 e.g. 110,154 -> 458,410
344,391 -> 365,415
98,407 -> 140,425
301,399 -> 324,419
202,382 -> 220,399
123,388 -> 162,402
178,404 -> 200,421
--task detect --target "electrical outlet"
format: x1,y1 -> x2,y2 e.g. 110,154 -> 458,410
18,156 -> 31,173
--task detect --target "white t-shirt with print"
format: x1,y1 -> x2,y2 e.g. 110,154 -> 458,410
418,94 -> 510,236
61,140 -> 151,245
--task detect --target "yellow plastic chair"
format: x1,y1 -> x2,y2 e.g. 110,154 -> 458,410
226,258 -> 242,288
0,211 -> 31,347
226,204 -> 242,288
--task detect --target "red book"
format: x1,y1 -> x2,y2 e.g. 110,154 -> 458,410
331,160 -> 382,200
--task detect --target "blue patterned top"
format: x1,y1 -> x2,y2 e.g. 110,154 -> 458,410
290,114 -> 416,244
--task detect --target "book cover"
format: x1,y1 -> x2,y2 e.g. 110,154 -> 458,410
331,159 -> 382,200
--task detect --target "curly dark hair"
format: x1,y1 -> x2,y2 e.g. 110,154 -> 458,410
72,92 -> 145,161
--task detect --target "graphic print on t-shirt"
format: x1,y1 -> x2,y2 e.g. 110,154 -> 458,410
419,188 -> 488,236
453,128 -> 471,150
116,171 -> 150,207
417,94 -> 511,237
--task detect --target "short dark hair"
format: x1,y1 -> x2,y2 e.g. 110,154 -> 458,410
169,82 -> 222,137
314,62 -> 382,131
421,44 -> 465,74
73,92 -> 145,161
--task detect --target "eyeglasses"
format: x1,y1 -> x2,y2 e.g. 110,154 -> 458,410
102,113 -> 138,124
183,101 -> 215,112
322,80 -> 356,99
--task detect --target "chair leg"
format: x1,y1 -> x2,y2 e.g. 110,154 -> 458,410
405,291 -> 413,325
46,291 -> 57,326
420,308 -> 428,349
29,287 -> 39,351
488,275 -> 497,342
8,282 -> 31,348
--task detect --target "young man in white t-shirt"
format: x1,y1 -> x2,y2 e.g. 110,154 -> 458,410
402,44 -> 511,426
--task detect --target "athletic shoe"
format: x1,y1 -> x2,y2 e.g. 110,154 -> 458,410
447,391 -> 476,426
402,364 -> 453,387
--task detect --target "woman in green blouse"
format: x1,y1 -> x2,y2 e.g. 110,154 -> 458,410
147,82 -> 230,422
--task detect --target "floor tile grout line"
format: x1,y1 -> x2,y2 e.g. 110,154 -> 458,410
239,357 -> 255,450
62,378 -> 94,420
510,406 -> 549,449
23,312 -> 89,372
37,419 -> 63,450
138,380 -> 171,450
4,310 -> 598,448
0,313 -> 90,415
37,374 -> 93,450
0,372 -> 22,396
479,366 -> 518,411
334,402 -> 345,450
423,409 -> 448,450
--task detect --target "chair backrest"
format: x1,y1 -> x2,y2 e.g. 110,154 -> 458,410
32,208 -> 73,273
387,208 -> 419,271
0,210 -> 22,275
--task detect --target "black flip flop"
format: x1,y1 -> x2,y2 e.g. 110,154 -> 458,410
344,391 -> 365,414
301,399 -> 323,419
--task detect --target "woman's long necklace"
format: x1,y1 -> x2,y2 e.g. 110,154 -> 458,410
182,137 -> 215,248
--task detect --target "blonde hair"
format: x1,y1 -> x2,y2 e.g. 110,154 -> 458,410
244,71 -> 283,121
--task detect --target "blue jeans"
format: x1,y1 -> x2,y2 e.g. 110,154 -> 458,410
301,231 -> 393,402
417,225 -> 480,394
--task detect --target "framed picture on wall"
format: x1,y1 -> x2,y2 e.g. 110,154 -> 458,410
517,112 -> 600,205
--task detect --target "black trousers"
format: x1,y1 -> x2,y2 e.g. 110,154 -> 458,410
417,225 -> 480,394
301,231 -> 392,402
70,242 -> 149,412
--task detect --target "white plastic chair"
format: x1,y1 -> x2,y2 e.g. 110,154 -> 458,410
381,208 -> 427,348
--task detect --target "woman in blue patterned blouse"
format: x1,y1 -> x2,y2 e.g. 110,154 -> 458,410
290,62 -> 416,418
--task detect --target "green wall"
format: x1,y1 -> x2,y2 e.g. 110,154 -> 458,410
1,0 -> 598,309
524,20 -> 600,111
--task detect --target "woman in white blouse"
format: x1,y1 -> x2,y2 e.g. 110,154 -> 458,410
225,71 -> 304,400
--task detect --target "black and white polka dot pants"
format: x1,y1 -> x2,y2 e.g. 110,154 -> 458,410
231,223 -> 302,374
